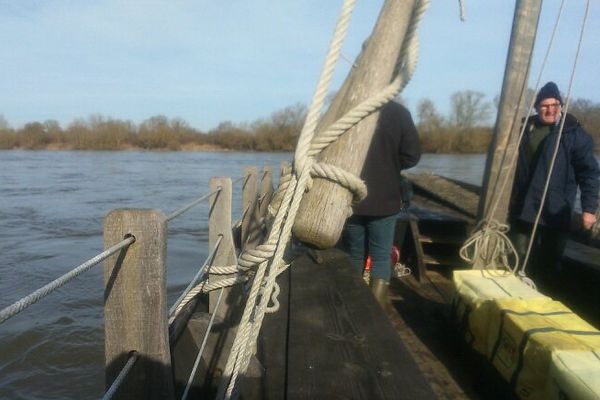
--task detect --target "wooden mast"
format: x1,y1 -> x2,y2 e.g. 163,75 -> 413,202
293,0 -> 417,249
477,0 -> 543,225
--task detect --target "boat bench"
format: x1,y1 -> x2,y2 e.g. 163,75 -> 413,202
256,248 -> 436,400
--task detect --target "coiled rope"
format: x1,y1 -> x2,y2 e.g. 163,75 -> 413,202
213,1 -> 430,399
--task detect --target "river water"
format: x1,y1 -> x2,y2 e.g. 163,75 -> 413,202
0,151 -> 485,399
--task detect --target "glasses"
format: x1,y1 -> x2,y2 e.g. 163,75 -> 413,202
539,103 -> 561,110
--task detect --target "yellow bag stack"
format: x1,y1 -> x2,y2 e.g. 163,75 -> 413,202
453,270 -> 600,399
546,350 -> 600,400
452,270 -> 549,355
486,298 -> 600,399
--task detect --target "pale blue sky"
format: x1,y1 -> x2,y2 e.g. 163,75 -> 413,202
1,1 -> 598,131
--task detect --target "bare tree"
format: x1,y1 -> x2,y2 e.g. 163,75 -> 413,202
0,115 -> 10,131
450,90 -> 492,129
416,98 -> 444,134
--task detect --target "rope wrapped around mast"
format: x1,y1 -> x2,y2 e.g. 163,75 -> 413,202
215,1 -> 430,398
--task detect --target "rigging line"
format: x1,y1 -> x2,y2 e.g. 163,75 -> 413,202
0,236 -> 135,325
166,187 -> 221,221
102,351 -> 139,400
486,0 -> 565,225
461,0 -> 565,273
520,0 -> 591,274
218,1 -> 430,398
168,235 -> 223,320
232,175 -> 246,185
181,287 -> 225,400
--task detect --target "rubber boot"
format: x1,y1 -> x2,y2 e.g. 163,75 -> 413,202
370,278 -> 390,309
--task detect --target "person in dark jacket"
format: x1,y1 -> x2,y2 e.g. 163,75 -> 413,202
342,101 -> 421,306
509,81 -> 599,290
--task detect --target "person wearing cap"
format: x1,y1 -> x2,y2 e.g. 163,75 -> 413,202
509,81 -> 599,290
342,101 -> 421,307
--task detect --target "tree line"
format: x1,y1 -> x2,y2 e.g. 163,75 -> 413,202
1,91 -> 599,153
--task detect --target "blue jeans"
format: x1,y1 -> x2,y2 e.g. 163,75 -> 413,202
342,214 -> 397,282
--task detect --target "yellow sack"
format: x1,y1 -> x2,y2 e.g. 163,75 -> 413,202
452,269 -> 548,355
545,350 -> 600,400
487,298 -> 600,400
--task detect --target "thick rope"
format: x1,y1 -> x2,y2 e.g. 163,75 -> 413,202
170,272 -> 245,323
216,1 -> 430,399
0,236 -> 135,324
217,0 -> 359,392
460,0 -> 566,274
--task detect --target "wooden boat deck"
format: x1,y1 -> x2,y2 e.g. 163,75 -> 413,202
258,249 -> 438,399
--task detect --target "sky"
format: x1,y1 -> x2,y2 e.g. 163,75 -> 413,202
0,1 -> 599,132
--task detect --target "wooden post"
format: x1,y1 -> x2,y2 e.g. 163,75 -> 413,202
241,167 -> 258,248
258,166 -> 273,222
478,0 -> 542,224
246,166 -> 273,248
103,209 -> 174,400
207,177 -> 246,386
293,0 -> 417,248
270,161 -> 292,218
208,178 -> 239,318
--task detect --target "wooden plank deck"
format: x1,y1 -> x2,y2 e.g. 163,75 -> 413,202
259,249 -> 439,399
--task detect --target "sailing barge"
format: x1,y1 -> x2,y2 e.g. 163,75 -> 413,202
2,0 -> 599,399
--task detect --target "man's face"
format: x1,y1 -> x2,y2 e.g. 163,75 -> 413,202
536,98 -> 562,125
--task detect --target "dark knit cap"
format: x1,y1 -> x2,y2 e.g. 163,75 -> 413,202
535,81 -> 563,106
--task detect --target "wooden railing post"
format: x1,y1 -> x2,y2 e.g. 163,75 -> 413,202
241,167 -> 258,248
103,209 -> 174,400
208,178 -> 239,318
258,166 -> 273,222
245,166 -> 273,249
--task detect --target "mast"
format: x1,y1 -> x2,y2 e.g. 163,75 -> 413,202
477,0 -> 542,224
293,0 -> 417,249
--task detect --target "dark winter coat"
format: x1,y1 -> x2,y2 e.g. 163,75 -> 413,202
509,113 -> 599,229
353,101 -> 421,216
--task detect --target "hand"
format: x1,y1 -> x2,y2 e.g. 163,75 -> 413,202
582,212 -> 597,230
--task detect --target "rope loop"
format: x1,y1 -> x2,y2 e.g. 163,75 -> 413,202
459,219 -> 519,273
310,162 -> 367,203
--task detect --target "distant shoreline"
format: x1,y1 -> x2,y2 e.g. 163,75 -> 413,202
0,143 -> 230,152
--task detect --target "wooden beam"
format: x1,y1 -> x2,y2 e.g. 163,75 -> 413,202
103,209 -> 174,400
478,0 -> 543,224
293,0 -> 417,249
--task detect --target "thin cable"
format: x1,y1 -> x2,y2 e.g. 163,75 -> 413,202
0,236 -> 135,324
181,288 -> 225,400
486,0 -> 565,223
520,0 -> 590,274
168,235 -> 223,319
167,187 -> 221,221
232,175 -> 245,185
461,0 -> 566,272
101,351 -> 139,400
